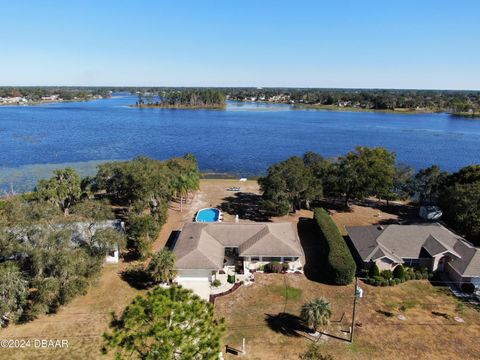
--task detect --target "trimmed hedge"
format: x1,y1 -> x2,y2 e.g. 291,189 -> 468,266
265,262 -> 283,273
314,208 -> 356,285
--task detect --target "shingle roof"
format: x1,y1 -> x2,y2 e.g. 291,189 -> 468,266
422,235 -> 449,257
346,223 -> 480,277
173,222 -> 303,270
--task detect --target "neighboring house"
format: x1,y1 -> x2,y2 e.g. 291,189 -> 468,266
4,220 -> 124,264
172,222 -> 304,282
68,220 -> 125,264
346,223 -> 480,289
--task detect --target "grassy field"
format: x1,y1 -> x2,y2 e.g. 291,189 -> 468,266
215,274 -> 480,360
0,264 -> 143,360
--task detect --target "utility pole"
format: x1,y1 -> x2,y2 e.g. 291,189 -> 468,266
350,276 -> 358,343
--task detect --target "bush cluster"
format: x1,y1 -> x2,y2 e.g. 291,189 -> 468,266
314,208 -> 356,285
264,262 -> 283,273
365,265 -> 432,287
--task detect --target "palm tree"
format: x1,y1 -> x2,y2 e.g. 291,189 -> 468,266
301,298 -> 332,334
147,248 -> 177,284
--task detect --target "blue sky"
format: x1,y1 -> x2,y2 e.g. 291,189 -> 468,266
0,0 -> 479,89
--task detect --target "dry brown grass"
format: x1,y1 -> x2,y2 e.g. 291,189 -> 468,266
0,264 -> 143,360
215,274 -> 480,360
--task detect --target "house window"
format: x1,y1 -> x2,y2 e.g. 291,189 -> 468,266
404,258 -> 420,267
250,256 -> 260,262
283,257 -> 293,262
262,257 -> 281,262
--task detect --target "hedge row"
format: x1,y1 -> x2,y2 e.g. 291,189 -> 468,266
314,208 -> 356,285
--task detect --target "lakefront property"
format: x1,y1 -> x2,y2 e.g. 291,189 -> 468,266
347,223 -> 480,289
171,222 -> 304,299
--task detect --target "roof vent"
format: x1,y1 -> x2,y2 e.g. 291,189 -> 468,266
377,225 -> 384,230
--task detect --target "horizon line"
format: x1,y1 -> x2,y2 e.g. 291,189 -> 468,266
0,85 -> 479,92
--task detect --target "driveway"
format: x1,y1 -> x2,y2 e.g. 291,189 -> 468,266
177,278 -> 211,301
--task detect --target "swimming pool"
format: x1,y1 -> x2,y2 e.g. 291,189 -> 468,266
196,208 -> 221,222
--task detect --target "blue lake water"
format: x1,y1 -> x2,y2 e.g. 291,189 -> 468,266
1,94 -> 480,191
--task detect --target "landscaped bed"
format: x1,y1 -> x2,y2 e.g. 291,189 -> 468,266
362,265 -> 433,287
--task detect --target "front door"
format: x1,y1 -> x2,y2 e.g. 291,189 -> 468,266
438,256 -> 446,272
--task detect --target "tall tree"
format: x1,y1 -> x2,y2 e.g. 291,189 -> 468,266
333,147 -> 396,207
300,298 -> 332,334
103,286 -> 225,360
259,156 -> 311,215
410,165 -> 448,205
439,165 -> 480,245
35,168 -> 82,216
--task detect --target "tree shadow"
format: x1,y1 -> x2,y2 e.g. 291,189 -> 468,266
297,217 -> 331,284
120,266 -> 152,290
316,198 -> 419,224
220,192 -> 271,222
376,309 -> 395,317
264,312 -> 311,337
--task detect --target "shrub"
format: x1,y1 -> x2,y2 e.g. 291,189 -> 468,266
404,274 -> 411,281
282,262 -> 290,272
360,269 -> 369,278
212,279 -> 221,287
394,278 -> 401,285
367,278 -> 376,285
393,265 -> 405,279
381,280 -> 388,287
265,262 -> 283,273
388,279 -> 395,286
314,208 -> 356,285
369,264 -> 380,278
461,283 -> 475,294
380,270 -> 393,280
258,265 -> 265,272
415,272 -> 422,280
421,272 -> 428,280
227,274 -> 235,284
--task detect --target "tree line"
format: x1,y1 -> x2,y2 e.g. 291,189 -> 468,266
136,89 -> 226,107
226,88 -> 480,114
259,147 -> 480,245
0,154 -> 199,327
0,87 -> 110,101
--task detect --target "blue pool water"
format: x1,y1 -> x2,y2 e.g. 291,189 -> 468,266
196,208 -> 220,222
1,93 -> 480,191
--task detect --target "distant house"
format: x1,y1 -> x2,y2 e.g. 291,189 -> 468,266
5,220 -> 124,264
172,222 -> 304,281
346,223 -> 480,289
68,220 -> 125,264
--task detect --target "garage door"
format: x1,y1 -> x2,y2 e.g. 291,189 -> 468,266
178,269 -> 212,280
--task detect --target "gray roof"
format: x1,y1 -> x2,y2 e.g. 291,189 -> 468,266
173,222 -> 303,270
346,223 -> 479,277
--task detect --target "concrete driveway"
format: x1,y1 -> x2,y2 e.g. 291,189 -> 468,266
177,278 -> 211,301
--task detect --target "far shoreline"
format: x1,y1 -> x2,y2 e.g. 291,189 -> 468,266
131,103 -> 226,110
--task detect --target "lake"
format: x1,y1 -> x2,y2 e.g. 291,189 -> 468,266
1,94 -> 479,192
